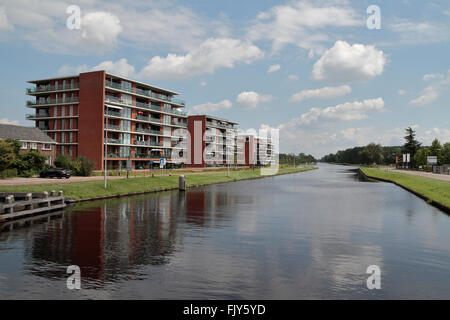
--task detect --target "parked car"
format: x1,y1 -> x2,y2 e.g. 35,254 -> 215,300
40,168 -> 71,179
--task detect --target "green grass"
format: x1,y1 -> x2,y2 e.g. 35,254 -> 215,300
0,167 -> 317,201
361,168 -> 450,208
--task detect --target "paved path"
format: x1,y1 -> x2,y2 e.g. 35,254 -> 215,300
387,169 -> 450,182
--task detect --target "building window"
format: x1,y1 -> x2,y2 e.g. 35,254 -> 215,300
21,142 -> 28,149
30,142 -> 37,150
42,143 -> 51,150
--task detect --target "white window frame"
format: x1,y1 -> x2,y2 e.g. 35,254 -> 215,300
30,142 -> 38,150
42,143 -> 52,151
21,141 -> 28,149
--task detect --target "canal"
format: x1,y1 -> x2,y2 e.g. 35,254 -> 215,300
0,164 -> 449,299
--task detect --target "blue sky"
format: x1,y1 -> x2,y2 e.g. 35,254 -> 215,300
0,0 -> 449,157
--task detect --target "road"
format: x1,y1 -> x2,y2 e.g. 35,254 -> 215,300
388,169 -> 450,182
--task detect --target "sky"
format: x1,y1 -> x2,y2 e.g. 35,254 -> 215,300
0,0 -> 449,158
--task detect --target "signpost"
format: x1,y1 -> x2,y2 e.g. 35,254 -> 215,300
149,160 -> 153,176
427,156 -> 438,165
402,154 -> 411,169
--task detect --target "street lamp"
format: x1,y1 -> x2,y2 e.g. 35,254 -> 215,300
104,104 -> 108,189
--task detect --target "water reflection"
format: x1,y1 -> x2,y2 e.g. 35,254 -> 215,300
0,164 -> 449,299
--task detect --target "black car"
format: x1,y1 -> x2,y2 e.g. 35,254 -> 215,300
40,168 -> 71,179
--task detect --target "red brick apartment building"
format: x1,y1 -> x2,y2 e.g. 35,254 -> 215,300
26,70 -> 247,170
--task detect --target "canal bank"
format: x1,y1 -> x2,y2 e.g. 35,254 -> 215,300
0,167 -> 317,203
360,168 -> 450,214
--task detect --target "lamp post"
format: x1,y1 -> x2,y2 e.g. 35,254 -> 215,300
104,105 -> 108,189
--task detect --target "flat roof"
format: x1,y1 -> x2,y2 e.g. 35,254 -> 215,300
28,70 -> 180,96
202,114 -> 239,125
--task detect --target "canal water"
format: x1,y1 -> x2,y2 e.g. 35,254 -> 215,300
0,164 -> 449,299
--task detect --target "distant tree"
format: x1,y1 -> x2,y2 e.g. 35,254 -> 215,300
441,143 -> 450,164
413,147 -> 431,167
429,138 -> 442,164
402,127 -> 421,163
358,143 -> 383,165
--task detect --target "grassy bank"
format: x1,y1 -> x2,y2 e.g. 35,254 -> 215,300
0,167 -> 317,201
361,168 -> 450,211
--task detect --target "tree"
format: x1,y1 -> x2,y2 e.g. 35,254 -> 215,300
358,143 -> 383,165
413,147 -> 431,167
402,127 -> 421,163
429,138 -> 442,164
0,140 -> 15,171
14,150 -> 48,177
441,143 -> 450,164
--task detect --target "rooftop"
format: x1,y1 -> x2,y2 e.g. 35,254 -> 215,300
0,124 -> 56,143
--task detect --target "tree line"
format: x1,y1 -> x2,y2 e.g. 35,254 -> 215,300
279,153 -> 317,165
320,127 -> 450,167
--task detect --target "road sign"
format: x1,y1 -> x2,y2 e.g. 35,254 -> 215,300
160,158 -> 165,169
427,156 -> 438,164
406,154 -> 410,163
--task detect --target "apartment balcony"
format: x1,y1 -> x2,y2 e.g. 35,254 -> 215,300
26,113 -> 50,119
172,121 -> 187,127
27,97 -> 79,106
105,124 -> 121,131
105,95 -> 125,104
135,128 -> 164,135
26,84 -> 79,94
106,138 -> 123,144
134,140 -> 163,147
105,110 -> 123,118
107,153 -> 130,158
136,114 -> 163,124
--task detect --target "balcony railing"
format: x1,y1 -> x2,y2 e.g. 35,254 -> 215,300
105,95 -> 125,104
134,86 -> 186,106
107,153 -> 130,158
106,138 -> 123,144
105,124 -> 121,130
27,84 -> 79,94
26,113 -> 50,119
173,121 -> 188,127
27,97 -> 79,106
105,110 -> 122,118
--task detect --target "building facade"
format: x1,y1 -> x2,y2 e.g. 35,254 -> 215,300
0,124 -> 57,165
26,70 -> 188,170
26,70 -> 274,170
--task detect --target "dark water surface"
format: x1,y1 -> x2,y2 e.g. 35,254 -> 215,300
0,164 -> 449,299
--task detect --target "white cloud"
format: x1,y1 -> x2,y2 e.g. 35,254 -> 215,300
410,70 -> 450,106
247,0 -> 361,52
312,41 -> 386,83
0,118 -> 19,125
389,20 -> 450,45
268,64 -> 280,73
139,38 -> 264,80
409,86 -> 439,105
190,99 -> 233,114
236,91 -> 274,109
0,7 -> 14,31
288,75 -> 299,81
423,128 -> 450,144
280,98 -> 385,126
57,59 -> 135,77
80,12 -> 122,49
290,85 -> 351,102
92,58 -> 135,77
398,89 -> 407,95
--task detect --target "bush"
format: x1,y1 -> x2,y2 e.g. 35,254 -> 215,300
53,154 -> 95,176
0,168 -> 18,179
14,150 -> 49,177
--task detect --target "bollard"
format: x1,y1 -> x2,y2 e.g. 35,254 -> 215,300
6,195 -> 14,204
25,193 -> 33,201
50,190 -> 56,197
179,175 -> 186,191
43,191 -> 49,198
58,190 -> 64,197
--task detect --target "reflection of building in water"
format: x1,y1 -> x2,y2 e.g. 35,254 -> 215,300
23,185 -> 255,286
26,192 -> 186,284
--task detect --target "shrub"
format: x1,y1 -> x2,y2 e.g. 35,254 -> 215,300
78,156 -> 95,176
0,168 -> 18,179
53,154 -> 95,176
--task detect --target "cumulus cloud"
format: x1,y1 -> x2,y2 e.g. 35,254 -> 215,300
290,85 -> 351,102
410,70 -> 450,106
80,12 -> 122,49
236,91 -> 274,109
312,41 -> 386,83
0,118 -> 20,125
57,58 -> 135,77
288,75 -> 299,81
0,7 -> 14,31
389,20 -> 450,45
280,98 -> 385,127
268,64 -> 280,73
139,38 -> 264,80
247,0 -> 361,52
190,99 -> 233,114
